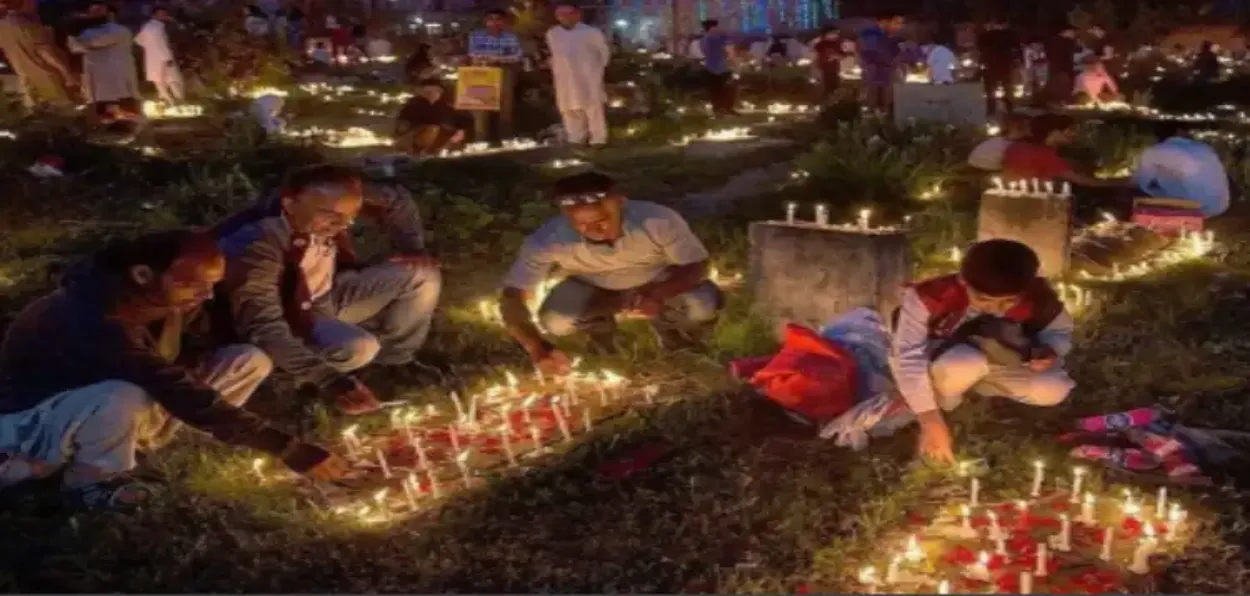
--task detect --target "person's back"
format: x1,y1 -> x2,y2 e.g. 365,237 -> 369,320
701,29 -> 728,73
1136,136 -> 1229,216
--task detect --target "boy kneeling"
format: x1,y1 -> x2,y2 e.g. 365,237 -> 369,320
892,239 -> 1075,463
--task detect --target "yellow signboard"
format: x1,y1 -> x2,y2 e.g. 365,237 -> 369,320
454,66 -> 503,111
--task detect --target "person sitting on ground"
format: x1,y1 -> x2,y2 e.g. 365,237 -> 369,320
498,171 -> 724,374
1133,121 -> 1230,217
0,229 -> 348,510
393,78 -> 466,156
249,93 -> 286,135
404,42 -> 436,82
967,112 -> 1032,172
920,30 -> 957,85
893,239 -> 1075,464
1073,56 -> 1120,104
1193,40 -> 1220,84
216,164 -> 442,416
1001,113 -> 1132,190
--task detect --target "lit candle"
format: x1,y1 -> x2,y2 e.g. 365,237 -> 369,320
466,393 -> 479,423
552,399 -> 573,442
905,534 -> 924,562
1079,492 -> 1097,524
968,551 -> 990,580
785,201 -> 798,224
1156,486 -> 1168,518
1167,503 -> 1184,541
1034,542 -> 1048,577
448,391 -> 466,422
1123,493 -> 1142,518
950,246 -> 962,262
1044,180 -> 1054,194
1062,181 -> 1072,196
960,504 -> 975,533
814,203 -> 829,226
1069,466 -> 1086,503
1019,571 -> 1033,595
987,511 -> 1004,541
992,176 -> 1004,190
857,566 -> 879,594
341,425 -> 362,458
1129,525 -> 1157,574
251,458 -> 266,481
885,555 -> 901,584
455,449 -> 473,487
1099,527 -> 1114,561
565,373 -> 578,403
1016,499 -> 1029,521
595,373 -> 609,405
505,371 -> 520,397
401,474 -> 420,510
937,579 -> 950,594
412,435 -> 430,470
376,447 -> 392,479
583,405 -> 594,432
499,424 -> 517,467
858,208 -> 871,230
1030,460 -> 1045,497
534,366 -> 546,386
995,533 -> 1007,556
373,488 -> 391,520
448,424 -> 461,452
1055,513 -> 1072,551
970,476 -> 981,507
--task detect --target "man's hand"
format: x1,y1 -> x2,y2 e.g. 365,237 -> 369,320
449,129 -> 465,143
331,376 -> 383,415
916,410 -> 955,465
388,252 -> 440,270
531,347 -> 572,375
622,289 -> 663,319
1027,345 -> 1059,373
303,452 -> 351,482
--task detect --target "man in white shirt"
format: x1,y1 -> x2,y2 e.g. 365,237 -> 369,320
921,42 -> 957,84
1134,121 -> 1231,217
891,240 -> 1075,463
498,172 -> 723,374
546,3 -> 611,147
135,7 -> 184,103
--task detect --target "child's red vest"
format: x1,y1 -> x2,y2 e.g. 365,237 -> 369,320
911,274 -> 1064,340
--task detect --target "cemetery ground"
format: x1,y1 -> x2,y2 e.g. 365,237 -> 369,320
4,103 -> 1250,593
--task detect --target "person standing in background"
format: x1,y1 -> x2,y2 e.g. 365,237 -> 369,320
858,12 -> 903,116
546,2 -> 611,148
467,9 -> 522,145
976,17 -> 1021,117
699,19 -> 736,116
810,25 -> 844,100
135,6 -> 183,104
69,1 -> 140,111
0,0 -> 78,110
1041,26 -> 1077,107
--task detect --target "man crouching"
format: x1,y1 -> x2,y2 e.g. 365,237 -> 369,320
892,239 -> 1076,464
0,230 -> 347,510
499,171 -> 724,374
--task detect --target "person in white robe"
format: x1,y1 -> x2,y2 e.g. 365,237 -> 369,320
250,94 -> 286,134
921,42 -> 957,84
546,3 -> 611,147
69,4 -> 140,106
134,7 -> 184,103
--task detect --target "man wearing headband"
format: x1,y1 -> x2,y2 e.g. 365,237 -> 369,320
891,239 -> 1075,464
498,172 -> 723,373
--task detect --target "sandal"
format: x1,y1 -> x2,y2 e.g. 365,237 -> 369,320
65,477 -> 159,511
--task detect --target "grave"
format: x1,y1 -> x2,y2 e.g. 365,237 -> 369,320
977,181 -> 1073,278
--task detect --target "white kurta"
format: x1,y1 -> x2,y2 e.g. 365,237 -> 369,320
69,22 -> 140,104
134,19 -> 175,82
545,23 -> 610,112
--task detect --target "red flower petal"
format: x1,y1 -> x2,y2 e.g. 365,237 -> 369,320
944,544 -> 978,565
906,510 -> 930,525
795,583 -> 810,594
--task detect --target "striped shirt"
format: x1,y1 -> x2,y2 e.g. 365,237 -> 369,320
468,29 -> 522,62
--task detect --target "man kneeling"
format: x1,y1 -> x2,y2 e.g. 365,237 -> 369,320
499,171 -> 723,373
892,239 -> 1075,463
0,230 -> 346,509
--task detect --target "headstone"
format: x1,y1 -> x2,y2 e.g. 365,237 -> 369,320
893,83 -> 987,128
748,220 -> 912,339
976,183 -> 1072,277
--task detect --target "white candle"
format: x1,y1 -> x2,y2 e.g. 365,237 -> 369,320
961,504 -> 974,532
552,400 -> 573,442
969,550 -> 990,580
466,393 -> 480,423
1062,181 -> 1072,196
857,566 -> 878,594
448,424 -> 461,452
858,208 -> 871,230
1099,527 -> 1114,561
499,424 -> 517,467
583,406 -> 594,432
251,458 -> 266,481
402,474 -> 419,510
1079,492 -> 1097,524
905,534 -> 924,562
937,579 -> 950,594
341,425 -> 362,458
373,488 -> 390,520
1044,180 -> 1054,194
375,447 -> 392,479
534,366 -> 546,386
814,203 -> 829,226
596,375 -> 609,405
448,391 -> 466,422
988,511 -> 1003,541
885,555 -> 901,584
505,371 -> 520,396
1167,503 -> 1184,541
1129,528 -> 1157,574
1034,542 -> 1048,577
970,476 -> 980,507
455,449 -> 473,487
565,374 -> 578,403
1056,513 -> 1072,551
1019,571 -> 1033,594
1030,460 -> 1045,497
412,435 -> 430,470
992,176 -> 1004,190
785,201 -> 797,224
1156,486 -> 1168,518
995,534 -> 1007,556
1069,466 -> 1086,503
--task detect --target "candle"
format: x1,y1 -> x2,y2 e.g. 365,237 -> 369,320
402,410 -> 418,444
1030,460 -> 1045,497
785,201 -> 797,224
341,425 -> 362,458
1167,503 -> 1184,541
412,435 -> 430,470
448,424 -> 461,452
499,424 -> 517,467
505,371 -> 520,396
950,246 -> 962,262
427,468 -> 442,498
1019,571 -> 1033,595
1069,466 -> 1086,503
1055,513 -> 1072,551
1099,527 -> 1114,561
995,534 -> 1007,556
992,176 -> 1004,189
603,370 -> 625,401
857,566 -> 878,594
1079,492 -> 1097,524
401,473 -> 419,510
583,406 -> 594,432
466,393 -> 480,423
961,504 -> 974,533
595,374 -> 609,405
904,534 -> 924,562
885,555 -> 901,584
552,400 -> 573,442
814,203 -> 829,226
1123,493 -> 1142,518
857,208 -> 871,230
968,551 -> 990,580
455,449 -> 473,487
937,579 -> 950,594
987,511 -> 1003,541
1062,181 -> 1072,195
448,391 -> 466,422
376,447 -> 392,479
1015,499 -> 1029,525
565,373 -> 578,403
534,366 -> 546,386
1156,486 -> 1168,518
970,476 -> 980,507
251,458 -> 266,481
1044,180 -> 1054,194
1034,542 -> 1048,577
1129,526 -> 1157,574
373,488 -> 390,520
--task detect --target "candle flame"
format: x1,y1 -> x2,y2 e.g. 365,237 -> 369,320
960,504 -> 970,516
342,424 -> 359,437
1073,465 -> 1087,477
857,566 -> 877,584
456,449 -> 473,464
601,370 -> 625,385
251,458 -> 265,473
1034,459 -> 1045,469
1016,499 -> 1029,512
1145,523 -> 1156,538
977,550 -> 989,565
373,488 -> 389,503
505,371 -> 519,388
1085,492 -> 1096,505
1168,503 -> 1183,522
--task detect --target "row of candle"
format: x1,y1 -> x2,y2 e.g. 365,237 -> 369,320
989,177 -> 1073,197
782,203 -> 907,234
671,127 -> 756,147
1077,228 -> 1217,282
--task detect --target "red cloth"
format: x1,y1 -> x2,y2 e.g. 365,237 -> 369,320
1002,142 -> 1074,179
747,324 -> 858,423
911,274 -> 1063,339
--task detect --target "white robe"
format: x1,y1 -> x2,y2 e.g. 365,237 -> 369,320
134,19 -> 175,82
545,23 -> 610,112
69,22 -> 140,103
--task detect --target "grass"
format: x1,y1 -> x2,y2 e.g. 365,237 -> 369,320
3,92 -> 1250,593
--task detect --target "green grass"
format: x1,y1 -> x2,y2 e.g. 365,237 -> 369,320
2,98 -> 1250,593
